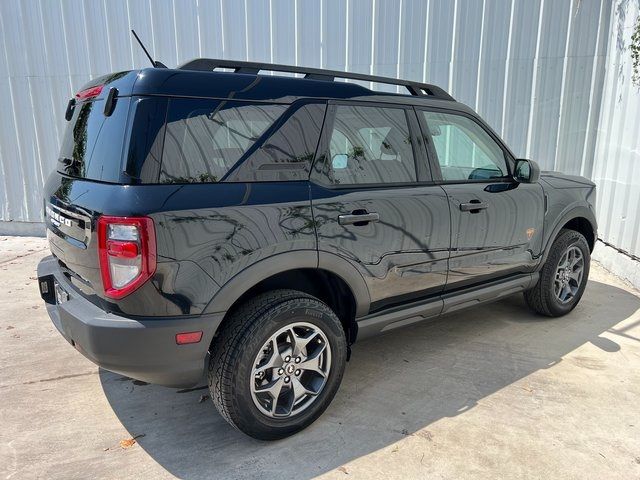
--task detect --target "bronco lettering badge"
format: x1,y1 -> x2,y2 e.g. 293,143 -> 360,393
46,205 -> 73,228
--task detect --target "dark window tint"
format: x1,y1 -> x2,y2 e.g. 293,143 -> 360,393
326,105 -> 416,185
125,97 -> 168,184
58,97 -> 130,183
226,103 -> 326,182
160,100 -> 286,184
421,111 -> 508,181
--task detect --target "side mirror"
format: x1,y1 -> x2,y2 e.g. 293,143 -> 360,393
514,159 -> 540,183
332,154 -> 348,170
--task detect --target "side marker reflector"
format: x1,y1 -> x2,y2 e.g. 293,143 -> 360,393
176,331 -> 203,345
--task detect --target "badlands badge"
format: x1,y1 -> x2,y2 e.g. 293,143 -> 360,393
526,228 -> 535,240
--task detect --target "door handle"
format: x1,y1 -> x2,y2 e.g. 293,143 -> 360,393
459,200 -> 488,212
338,210 -> 380,226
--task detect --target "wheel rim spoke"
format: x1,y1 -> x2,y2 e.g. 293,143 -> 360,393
255,376 -> 285,401
291,376 -> 314,402
289,328 -> 318,357
298,345 -> 327,376
254,339 -> 284,376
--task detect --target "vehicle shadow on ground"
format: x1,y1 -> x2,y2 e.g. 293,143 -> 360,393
100,279 -> 639,480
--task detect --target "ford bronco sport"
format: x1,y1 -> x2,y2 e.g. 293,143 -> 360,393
38,59 -> 597,440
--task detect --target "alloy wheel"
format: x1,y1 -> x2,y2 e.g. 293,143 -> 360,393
250,322 -> 331,418
554,245 -> 584,304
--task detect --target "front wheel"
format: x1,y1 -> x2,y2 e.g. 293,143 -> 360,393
208,290 -> 347,440
524,229 -> 590,317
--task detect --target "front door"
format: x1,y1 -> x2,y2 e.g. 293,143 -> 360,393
310,102 -> 450,313
417,108 -> 544,290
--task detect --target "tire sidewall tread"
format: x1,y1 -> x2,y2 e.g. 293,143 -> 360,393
525,229 -> 590,317
208,289 -> 347,440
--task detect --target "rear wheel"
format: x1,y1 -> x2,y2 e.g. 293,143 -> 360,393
525,229 -> 590,317
208,289 -> 347,440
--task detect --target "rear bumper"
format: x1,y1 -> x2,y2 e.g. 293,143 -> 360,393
37,256 -> 223,388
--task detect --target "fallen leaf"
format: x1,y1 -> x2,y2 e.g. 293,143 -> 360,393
119,438 -> 136,449
337,466 -> 349,475
119,434 -> 146,449
199,394 -> 210,403
391,445 -> 399,453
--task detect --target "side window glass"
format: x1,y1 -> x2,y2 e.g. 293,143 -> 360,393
160,99 -> 286,183
226,103 -> 326,182
327,105 -> 417,185
422,111 -> 508,181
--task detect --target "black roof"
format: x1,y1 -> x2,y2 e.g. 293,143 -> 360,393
80,60 -> 459,107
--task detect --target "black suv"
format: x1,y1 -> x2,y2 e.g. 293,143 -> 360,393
37,60 -> 597,440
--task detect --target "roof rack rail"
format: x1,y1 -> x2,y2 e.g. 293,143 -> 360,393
177,58 -> 455,101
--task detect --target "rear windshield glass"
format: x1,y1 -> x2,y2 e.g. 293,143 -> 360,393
160,100 -> 286,184
57,97 -> 130,183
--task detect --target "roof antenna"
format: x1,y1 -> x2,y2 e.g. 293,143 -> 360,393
131,30 -> 167,68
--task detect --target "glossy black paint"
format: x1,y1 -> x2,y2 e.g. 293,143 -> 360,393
442,181 -> 544,290
44,173 -> 317,317
41,65 -> 598,386
310,182 -> 451,312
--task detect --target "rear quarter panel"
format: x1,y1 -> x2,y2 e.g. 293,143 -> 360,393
151,182 -> 317,291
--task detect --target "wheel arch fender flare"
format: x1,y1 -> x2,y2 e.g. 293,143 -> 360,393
538,205 -> 597,268
202,250 -> 371,317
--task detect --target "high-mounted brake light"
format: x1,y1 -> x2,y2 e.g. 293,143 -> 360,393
97,216 -> 156,299
75,85 -> 103,100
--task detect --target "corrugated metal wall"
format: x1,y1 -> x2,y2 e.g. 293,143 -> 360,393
592,0 -> 640,259
0,0 -> 635,257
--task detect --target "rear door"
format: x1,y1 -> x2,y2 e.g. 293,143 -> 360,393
417,108 -> 544,290
310,102 -> 450,313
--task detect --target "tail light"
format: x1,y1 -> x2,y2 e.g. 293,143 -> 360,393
97,216 -> 156,299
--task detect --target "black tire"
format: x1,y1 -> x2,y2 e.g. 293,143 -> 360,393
208,289 -> 347,440
524,228 -> 590,317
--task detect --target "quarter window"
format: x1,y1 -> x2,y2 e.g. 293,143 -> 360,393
225,103 -> 326,182
160,100 -> 286,183
421,111 -> 508,181
326,105 -> 417,185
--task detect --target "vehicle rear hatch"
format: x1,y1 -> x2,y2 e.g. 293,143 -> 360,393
45,71 -> 139,299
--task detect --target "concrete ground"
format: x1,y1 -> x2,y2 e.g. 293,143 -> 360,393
1,236 -> 639,480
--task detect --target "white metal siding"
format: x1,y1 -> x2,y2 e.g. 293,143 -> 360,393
592,1 -> 640,258
0,0 -> 636,258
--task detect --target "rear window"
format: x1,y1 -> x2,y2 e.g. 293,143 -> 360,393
58,97 -> 130,183
160,100 -> 286,183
